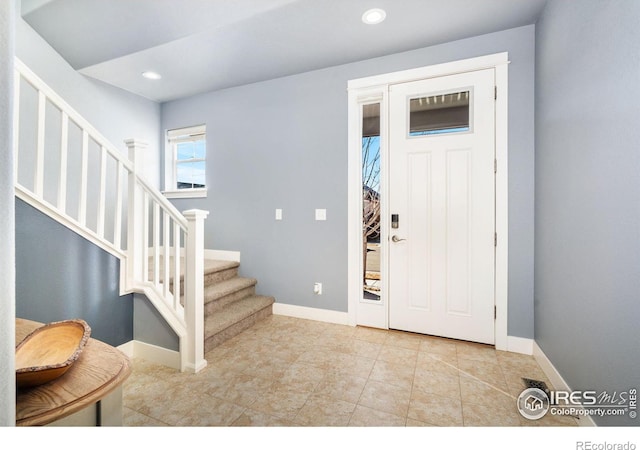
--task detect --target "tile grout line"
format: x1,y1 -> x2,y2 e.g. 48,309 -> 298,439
406,349 -> 419,425
454,347 -> 466,426
427,353 -> 516,400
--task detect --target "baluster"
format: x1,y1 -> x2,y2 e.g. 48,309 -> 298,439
78,130 -> 88,226
58,112 -> 68,212
173,223 -> 181,310
153,201 -> 160,286
13,69 -> 20,183
35,91 -> 46,197
113,161 -> 124,251
97,146 -> 107,238
142,191 -> 149,282
163,211 -> 171,299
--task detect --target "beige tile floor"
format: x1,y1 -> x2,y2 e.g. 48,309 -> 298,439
122,315 -> 579,427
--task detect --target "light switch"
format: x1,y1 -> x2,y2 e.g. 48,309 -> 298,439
315,209 -> 327,221
275,209 -> 283,220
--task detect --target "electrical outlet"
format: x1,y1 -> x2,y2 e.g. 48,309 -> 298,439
275,208 -> 282,220
313,282 -> 322,295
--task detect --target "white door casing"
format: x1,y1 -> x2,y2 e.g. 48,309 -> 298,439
388,69 -> 496,344
347,52 -> 509,350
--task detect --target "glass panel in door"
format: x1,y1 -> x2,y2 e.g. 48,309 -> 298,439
409,90 -> 470,136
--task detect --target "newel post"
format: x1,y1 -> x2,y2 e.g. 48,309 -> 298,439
183,209 -> 209,373
124,139 -> 148,288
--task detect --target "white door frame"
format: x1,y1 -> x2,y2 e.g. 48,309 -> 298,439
347,52 -> 509,351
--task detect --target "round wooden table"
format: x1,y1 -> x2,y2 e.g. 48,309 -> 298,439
15,318 -> 132,426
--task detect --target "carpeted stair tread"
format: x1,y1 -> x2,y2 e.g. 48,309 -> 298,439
203,276 -> 257,304
146,255 -> 274,351
203,259 -> 239,275
205,295 -> 275,337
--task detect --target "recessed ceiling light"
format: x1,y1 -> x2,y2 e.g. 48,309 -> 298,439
362,8 -> 386,25
142,71 -> 162,80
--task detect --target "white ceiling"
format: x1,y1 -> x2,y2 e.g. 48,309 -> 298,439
21,0 -> 547,103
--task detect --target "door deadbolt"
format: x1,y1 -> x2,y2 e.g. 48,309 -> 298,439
391,214 -> 399,229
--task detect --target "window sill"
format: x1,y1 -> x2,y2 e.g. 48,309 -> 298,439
163,188 -> 208,199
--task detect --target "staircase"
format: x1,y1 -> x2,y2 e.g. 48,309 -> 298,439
159,257 -> 275,352
13,57 -> 275,371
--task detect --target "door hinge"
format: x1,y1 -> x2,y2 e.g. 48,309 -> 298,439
494,232 -> 497,247
494,306 -> 497,320
494,86 -> 497,100
494,159 -> 497,174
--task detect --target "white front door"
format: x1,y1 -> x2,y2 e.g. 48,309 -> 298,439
388,69 -> 496,344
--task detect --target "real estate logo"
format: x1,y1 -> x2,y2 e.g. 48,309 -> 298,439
517,387 -> 637,420
517,387 -> 550,420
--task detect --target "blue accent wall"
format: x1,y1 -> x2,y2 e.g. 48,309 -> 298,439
15,198 -> 133,346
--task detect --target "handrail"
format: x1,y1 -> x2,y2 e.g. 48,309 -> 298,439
13,57 -> 207,373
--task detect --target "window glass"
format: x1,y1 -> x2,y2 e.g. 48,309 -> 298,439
409,90 -> 470,136
166,125 -> 206,192
362,103 -> 381,302
176,160 -> 206,189
176,140 -> 206,161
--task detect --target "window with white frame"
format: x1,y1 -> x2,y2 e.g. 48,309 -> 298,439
164,125 -> 207,198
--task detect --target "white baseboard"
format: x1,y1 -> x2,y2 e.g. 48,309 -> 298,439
533,341 -> 572,392
533,341 -> 597,427
273,302 -> 349,326
506,336 -> 534,355
182,359 -> 208,374
117,340 -> 135,358
204,249 -> 240,262
118,340 -> 181,371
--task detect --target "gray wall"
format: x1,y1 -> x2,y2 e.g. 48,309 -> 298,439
0,0 -> 17,427
535,0 -> 640,426
16,199 -> 133,346
162,25 -> 536,338
133,294 -> 180,351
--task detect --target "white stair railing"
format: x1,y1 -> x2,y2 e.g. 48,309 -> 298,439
13,58 -> 208,373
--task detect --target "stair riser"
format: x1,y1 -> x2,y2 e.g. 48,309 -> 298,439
170,266 -> 240,296
205,286 -> 256,315
205,266 -> 239,285
204,304 -> 273,353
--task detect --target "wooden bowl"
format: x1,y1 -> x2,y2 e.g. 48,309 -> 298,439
15,319 -> 91,388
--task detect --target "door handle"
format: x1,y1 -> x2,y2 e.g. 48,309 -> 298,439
391,235 -> 406,243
